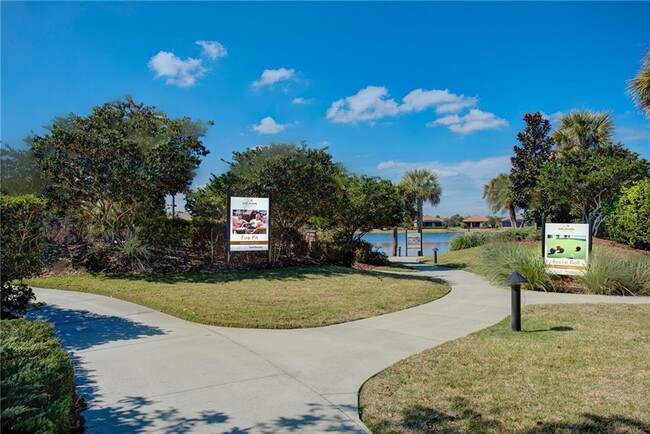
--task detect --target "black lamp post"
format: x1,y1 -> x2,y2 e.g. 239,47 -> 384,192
433,247 -> 439,264
508,271 -> 528,331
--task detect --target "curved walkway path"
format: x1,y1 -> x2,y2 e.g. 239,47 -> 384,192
30,261 -> 649,433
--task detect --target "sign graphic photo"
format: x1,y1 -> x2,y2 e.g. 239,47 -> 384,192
544,223 -> 590,275
229,197 -> 269,252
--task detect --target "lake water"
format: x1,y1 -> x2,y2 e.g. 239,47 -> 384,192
361,231 -> 459,257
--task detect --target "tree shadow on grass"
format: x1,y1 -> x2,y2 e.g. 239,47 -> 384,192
372,397 -> 649,434
520,413 -> 650,433
98,265 -> 446,285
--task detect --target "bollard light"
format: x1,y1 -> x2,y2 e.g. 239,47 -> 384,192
433,247 -> 439,264
508,271 -> 528,332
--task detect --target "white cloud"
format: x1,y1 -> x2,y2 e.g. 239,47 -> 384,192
400,89 -> 477,113
251,116 -> 289,135
326,86 -> 400,124
252,68 -> 296,88
617,127 -> 650,142
429,109 -> 508,134
196,40 -> 228,60
327,86 -> 486,125
373,155 -> 512,217
148,51 -> 205,88
292,97 -> 311,105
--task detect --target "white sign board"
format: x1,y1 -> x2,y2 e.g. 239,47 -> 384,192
230,197 -> 269,252
544,223 -> 590,275
407,235 -> 421,248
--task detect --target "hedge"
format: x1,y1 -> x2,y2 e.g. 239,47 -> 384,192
0,194 -> 46,318
0,319 -> 74,433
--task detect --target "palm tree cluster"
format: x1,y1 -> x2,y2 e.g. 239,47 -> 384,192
482,173 -> 516,228
551,111 -> 613,155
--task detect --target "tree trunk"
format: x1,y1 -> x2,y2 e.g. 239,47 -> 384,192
508,205 -> 517,229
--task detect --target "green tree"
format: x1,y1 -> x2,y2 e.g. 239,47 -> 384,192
510,113 -> 553,224
400,169 -> 442,253
1,195 -> 45,318
185,173 -> 230,221
445,214 -> 464,227
627,47 -> 650,118
483,173 -> 517,228
606,179 -> 650,250
0,144 -> 45,196
537,143 -> 649,234
552,110 -> 613,155
29,98 -> 210,240
338,175 -> 406,241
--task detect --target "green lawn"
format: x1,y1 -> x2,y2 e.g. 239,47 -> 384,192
27,265 -> 449,328
418,244 -> 487,274
360,304 -> 650,433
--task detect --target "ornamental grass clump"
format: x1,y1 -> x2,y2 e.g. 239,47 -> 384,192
449,233 -> 489,251
579,251 -> 650,296
479,242 -> 551,291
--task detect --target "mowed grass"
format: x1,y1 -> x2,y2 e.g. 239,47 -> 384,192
360,304 -> 650,433
418,245 -> 487,274
26,265 -> 449,328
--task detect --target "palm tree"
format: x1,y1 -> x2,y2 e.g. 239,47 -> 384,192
627,47 -> 650,118
482,173 -> 517,228
400,169 -> 442,254
552,110 -> 613,155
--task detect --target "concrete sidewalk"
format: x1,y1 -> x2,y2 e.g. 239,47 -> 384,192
30,264 -> 649,433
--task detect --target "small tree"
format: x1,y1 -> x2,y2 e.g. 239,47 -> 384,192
483,173 -> 517,228
510,113 -> 553,225
1,195 -> 46,318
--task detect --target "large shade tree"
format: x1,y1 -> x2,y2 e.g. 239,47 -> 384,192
29,97 -> 210,240
483,173 -> 517,228
400,169 -> 442,254
551,110 -> 613,155
627,47 -> 650,118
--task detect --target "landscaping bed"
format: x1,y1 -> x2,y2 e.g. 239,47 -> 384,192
26,265 -> 449,328
420,241 -> 649,296
360,304 -> 650,433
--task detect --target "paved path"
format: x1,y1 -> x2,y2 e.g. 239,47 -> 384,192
30,262 -> 649,433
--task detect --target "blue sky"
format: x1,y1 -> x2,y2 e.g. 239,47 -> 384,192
2,2 -> 649,217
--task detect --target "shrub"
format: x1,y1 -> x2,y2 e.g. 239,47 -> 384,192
118,234 -> 151,272
137,217 -> 190,249
606,179 -> 650,250
309,230 -> 355,266
0,194 -> 46,318
494,228 -> 541,242
579,250 -> 650,296
449,233 -> 489,251
354,240 -> 389,266
1,319 -> 74,433
479,242 -> 551,291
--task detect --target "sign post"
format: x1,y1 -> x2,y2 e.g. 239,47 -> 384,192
227,193 -> 271,267
544,222 -> 590,276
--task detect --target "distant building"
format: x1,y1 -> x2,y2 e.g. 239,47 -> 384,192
501,215 -> 532,228
423,215 -> 445,227
463,214 -> 489,228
